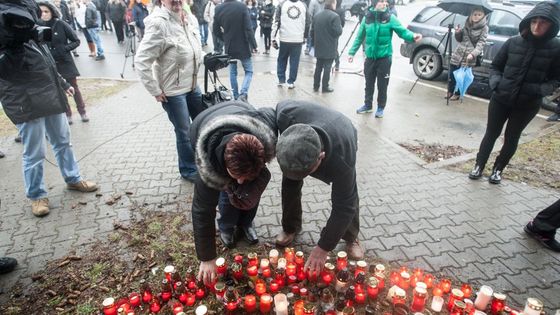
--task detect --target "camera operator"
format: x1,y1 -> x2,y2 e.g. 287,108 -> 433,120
0,0 -> 98,217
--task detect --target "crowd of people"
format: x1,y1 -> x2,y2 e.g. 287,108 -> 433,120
1,0 -> 560,284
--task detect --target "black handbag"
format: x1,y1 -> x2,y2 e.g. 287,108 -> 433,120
202,85 -> 232,108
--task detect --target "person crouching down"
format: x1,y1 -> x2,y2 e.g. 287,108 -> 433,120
191,101 -> 276,286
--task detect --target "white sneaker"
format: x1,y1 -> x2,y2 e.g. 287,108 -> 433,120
287,83 -> 295,89
277,82 -> 285,87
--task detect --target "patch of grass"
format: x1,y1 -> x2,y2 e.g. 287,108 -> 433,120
75,303 -> 97,315
108,232 -> 122,243
448,127 -> 560,190
47,296 -> 63,307
0,79 -> 133,137
86,262 -> 107,282
147,221 -> 162,233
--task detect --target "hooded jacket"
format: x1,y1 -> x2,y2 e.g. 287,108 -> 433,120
451,16 -> 488,67
258,2 -> 274,29
189,101 -> 277,261
135,6 -> 202,97
274,100 -> 359,253
489,2 -> 560,109
348,6 -> 414,59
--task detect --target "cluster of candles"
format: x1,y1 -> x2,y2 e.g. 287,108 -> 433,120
100,248 -> 546,315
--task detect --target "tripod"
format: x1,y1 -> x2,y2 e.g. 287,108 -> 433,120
120,23 -> 137,79
408,23 -> 454,105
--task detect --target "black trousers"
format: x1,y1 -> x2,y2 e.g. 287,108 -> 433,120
364,56 -> 391,108
533,199 -> 560,237
447,63 -> 460,95
112,20 -> 125,42
475,98 -> 539,170
313,58 -> 334,90
280,177 -> 360,244
262,27 -> 272,51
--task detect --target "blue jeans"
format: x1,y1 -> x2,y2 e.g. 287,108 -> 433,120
217,191 -> 258,233
199,22 -> 208,45
87,27 -> 104,56
277,42 -> 302,84
229,57 -> 253,99
161,89 -> 199,178
16,113 -> 81,200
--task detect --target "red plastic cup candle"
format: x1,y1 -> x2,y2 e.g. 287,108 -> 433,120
490,293 -> 506,315
410,276 -> 419,288
245,294 -> 257,312
291,284 -> 300,295
411,287 -> 428,312
451,301 -> 467,315
234,254 -> 243,265
464,299 -> 475,315
216,257 -> 227,276
390,271 -> 401,286
232,262 -> 243,280
149,297 -> 161,314
128,293 -> 141,308
260,294 -> 273,313
355,291 -> 366,304
286,262 -> 297,276
277,258 -> 287,270
275,270 -> 285,288
367,277 -> 379,300
284,248 -> 295,262
247,265 -> 258,282
296,269 -> 306,281
260,258 -> 270,272
300,287 -> 308,297
255,279 -> 267,296
172,302 -> 184,315
307,269 -> 318,282
432,284 -> 444,297
336,251 -> 348,270
356,260 -> 367,278
461,283 -> 473,299
295,251 -> 305,267
248,252 -> 259,267
294,299 -> 305,315
423,273 -> 435,288
270,280 -> 279,293
161,279 -> 173,302
392,288 -> 406,305
141,285 -> 153,304
399,271 -> 411,290
374,267 -> 386,290
215,282 -> 226,301
195,285 -> 207,300
413,268 -> 424,279
321,263 -> 335,285
440,279 -> 452,293
287,275 -> 298,284
447,289 -> 465,311
186,293 -> 196,306
102,297 -> 117,315
164,265 -> 175,282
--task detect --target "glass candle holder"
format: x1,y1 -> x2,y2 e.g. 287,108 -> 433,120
490,293 -> 506,315
244,294 -> 256,313
399,271 -> 411,290
303,302 -> 316,314
277,258 -> 287,270
390,271 -> 401,287
300,287 -> 308,297
447,289 -> 464,311
295,251 -> 305,267
335,268 -> 350,293
231,262 -> 243,280
337,251 -> 348,270
297,269 -> 307,282
321,263 -> 335,285
149,297 -> 161,314
164,265 -> 175,282
270,280 -> 279,294
255,279 -> 267,296
141,283 -> 153,304
269,249 -> 279,267
172,302 -> 184,315
451,301 -> 467,315
392,288 -> 406,305
234,254 -> 243,265
260,294 -> 273,313
102,297 -> 117,315
367,276 -> 379,300
439,279 -> 451,294
216,257 -> 227,276
432,284 -> 443,297
356,260 -> 367,277
248,252 -> 258,267
411,286 -> 427,312
247,265 -> 258,282
461,283 -> 473,299
431,296 -> 444,312
523,298 -> 543,315
423,273 -> 435,288
284,248 -> 295,262
214,282 -> 226,301
286,262 -> 297,277
161,279 -> 173,302
474,285 -> 493,311
355,291 -> 366,304
413,268 -> 424,280
128,292 -> 141,308
186,293 -> 196,307
260,259 -> 270,271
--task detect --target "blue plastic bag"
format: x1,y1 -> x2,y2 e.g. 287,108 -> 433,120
453,66 -> 474,101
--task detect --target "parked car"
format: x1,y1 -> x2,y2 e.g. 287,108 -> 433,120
400,2 -> 534,97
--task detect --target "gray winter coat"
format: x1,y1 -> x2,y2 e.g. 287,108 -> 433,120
312,8 -> 342,59
450,18 -> 488,67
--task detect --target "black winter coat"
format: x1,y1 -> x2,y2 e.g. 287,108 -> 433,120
108,1 -> 126,22
489,2 -> 560,109
258,3 -> 274,29
312,8 -> 342,59
274,100 -> 359,252
0,42 -> 71,125
43,19 -> 81,78
213,0 -> 257,59
193,0 -> 208,25
190,101 -> 277,261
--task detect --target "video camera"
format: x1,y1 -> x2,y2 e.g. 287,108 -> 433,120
350,0 -> 369,18
0,0 -> 52,48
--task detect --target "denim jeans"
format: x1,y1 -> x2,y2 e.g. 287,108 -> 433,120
229,57 -> 253,99
277,42 -> 302,84
217,191 -> 258,233
161,89 -> 199,179
199,22 -> 208,45
16,113 -> 82,200
87,27 -> 104,56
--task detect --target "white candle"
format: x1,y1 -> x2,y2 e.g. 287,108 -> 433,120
274,293 -> 289,315
474,285 -> 493,310
431,296 -> 444,312
523,298 -> 544,315
195,305 -> 208,315
277,258 -> 287,270
474,311 -> 487,315
269,249 -> 279,266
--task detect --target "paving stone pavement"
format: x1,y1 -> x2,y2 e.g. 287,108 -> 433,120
0,71 -> 559,311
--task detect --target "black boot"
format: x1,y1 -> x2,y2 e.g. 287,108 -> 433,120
219,229 -> 236,249
0,257 -> 17,274
489,167 -> 502,184
468,164 -> 484,180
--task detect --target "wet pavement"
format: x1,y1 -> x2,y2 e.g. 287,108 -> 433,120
1,0 -> 559,311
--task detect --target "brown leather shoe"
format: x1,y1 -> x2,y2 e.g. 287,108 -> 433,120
31,198 -> 49,217
346,239 -> 364,260
67,180 -> 98,192
275,231 -> 297,247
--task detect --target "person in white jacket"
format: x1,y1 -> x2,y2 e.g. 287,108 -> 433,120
273,0 -> 310,89
135,0 -> 203,182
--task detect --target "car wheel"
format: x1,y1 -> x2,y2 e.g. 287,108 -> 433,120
413,48 -> 443,80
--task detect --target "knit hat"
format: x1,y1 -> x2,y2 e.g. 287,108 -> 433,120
276,124 -> 322,180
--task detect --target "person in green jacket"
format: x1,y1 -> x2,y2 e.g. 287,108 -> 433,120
348,0 -> 421,118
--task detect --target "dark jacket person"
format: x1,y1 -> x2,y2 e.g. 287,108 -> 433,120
469,2 -> 560,184
190,101 -> 276,285
273,100 -> 363,274
311,0 -> 342,92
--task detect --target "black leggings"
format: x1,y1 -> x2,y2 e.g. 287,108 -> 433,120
262,27 -> 272,51
475,98 -> 539,170
447,63 -> 460,95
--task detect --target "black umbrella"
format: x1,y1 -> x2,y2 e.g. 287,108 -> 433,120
437,0 -> 493,16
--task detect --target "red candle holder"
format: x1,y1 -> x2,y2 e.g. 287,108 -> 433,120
392,288 -> 406,305
366,277 -> 379,300
294,299 -> 305,315
128,292 -> 141,308
161,279 -> 173,302
255,279 -> 267,296
172,302 -> 184,315
336,251 -> 348,271
195,283 -> 207,300
248,252 -> 258,267
232,262 -> 243,280
321,263 -> 335,285
423,273 -> 435,288
216,257 -> 227,276
291,284 -> 300,295
411,287 -> 427,312
461,283 -> 473,299
413,268 -> 424,280
102,298 -> 117,315
287,275 -> 298,284
356,260 -> 367,278
295,251 -> 305,267
149,297 -> 161,314
432,284 -> 444,297
307,269 -> 318,282
399,271 -> 411,290
300,287 -> 308,297
451,301 -> 466,315
164,265 -> 175,282
490,293 -> 506,315
215,282 -> 226,301
390,271 -> 401,287
269,280 -> 279,294
262,267 -> 272,279
259,294 -> 273,313
284,248 -> 295,262
440,279 -> 452,294
234,254 -> 244,265
247,265 -> 259,282
286,262 -> 297,276
355,292 -> 366,304
185,293 -> 196,306
447,288 -> 464,311
244,294 -> 257,313
141,284 -> 153,304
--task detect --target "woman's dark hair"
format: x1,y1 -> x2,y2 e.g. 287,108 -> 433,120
224,134 -> 265,180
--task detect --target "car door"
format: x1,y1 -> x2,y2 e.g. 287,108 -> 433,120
480,9 -> 523,77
